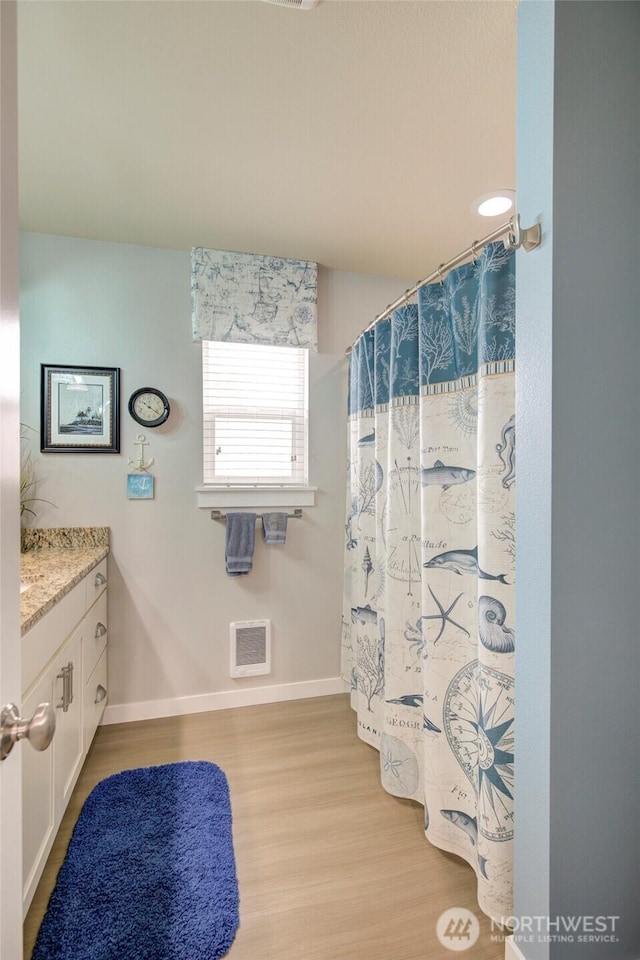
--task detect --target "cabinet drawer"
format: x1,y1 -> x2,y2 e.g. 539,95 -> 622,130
86,557 -> 108,609
84,648 -> 108,753
83,591 -> 107,684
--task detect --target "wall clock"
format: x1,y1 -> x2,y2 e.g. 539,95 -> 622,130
128,387 -> 170,427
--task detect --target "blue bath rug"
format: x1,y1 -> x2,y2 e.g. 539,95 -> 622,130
33,761 -> 240,960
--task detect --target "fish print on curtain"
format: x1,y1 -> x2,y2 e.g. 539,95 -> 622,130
342,242 -> 515,923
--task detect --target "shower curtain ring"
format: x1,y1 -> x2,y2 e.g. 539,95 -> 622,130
437,264 -> 446,285
471,240 -> 480,261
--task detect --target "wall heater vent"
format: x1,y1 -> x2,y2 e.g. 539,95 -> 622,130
230,620 -> 271,678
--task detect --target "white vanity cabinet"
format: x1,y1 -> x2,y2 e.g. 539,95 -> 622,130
21,558 -> 108,915
21,672 -> 56,911
53,625 -> 84,815
82,588 -> 108,752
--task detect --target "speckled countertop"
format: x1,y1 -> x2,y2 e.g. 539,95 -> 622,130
20,527 -> 110,635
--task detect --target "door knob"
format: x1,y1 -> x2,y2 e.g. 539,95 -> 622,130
0,702 -> 56,761
94,572 -> 106,587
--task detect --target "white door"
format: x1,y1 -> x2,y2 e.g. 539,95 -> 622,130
0,3 -> 25,958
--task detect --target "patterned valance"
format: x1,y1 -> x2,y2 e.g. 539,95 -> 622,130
191,248 -> 317,350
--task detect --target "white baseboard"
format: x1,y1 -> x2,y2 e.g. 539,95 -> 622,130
102,676 -> 348,725
504,936 -> 526,960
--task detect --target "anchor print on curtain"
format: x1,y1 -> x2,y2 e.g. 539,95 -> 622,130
342,242 -> 515,923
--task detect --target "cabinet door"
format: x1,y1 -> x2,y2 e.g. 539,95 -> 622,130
54,625 -> 84,815
22,671 -> 56,913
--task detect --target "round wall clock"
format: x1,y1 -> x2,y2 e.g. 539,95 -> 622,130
128,387 -> 170,427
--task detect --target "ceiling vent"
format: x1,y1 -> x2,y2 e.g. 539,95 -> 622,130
260,0 -> 320,9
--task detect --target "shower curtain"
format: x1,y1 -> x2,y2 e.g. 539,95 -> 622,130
342,242 -> 515,923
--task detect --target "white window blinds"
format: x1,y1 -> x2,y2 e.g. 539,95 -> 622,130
202,341 -> 309,486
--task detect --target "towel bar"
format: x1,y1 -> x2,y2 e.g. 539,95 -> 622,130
211,509 -> 302,523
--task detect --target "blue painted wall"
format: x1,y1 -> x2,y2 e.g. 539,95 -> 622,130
514,2 -> 554,958
19,232 -> 408,712
516,2 -> 640,958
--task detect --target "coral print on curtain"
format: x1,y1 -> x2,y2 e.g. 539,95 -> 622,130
342,242 -> 516,923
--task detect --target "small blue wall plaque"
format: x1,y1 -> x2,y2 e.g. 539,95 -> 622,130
127,473 -> 154,499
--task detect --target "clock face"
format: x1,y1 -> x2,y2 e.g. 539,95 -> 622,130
128,388 -> 170,427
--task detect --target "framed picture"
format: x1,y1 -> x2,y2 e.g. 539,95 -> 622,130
127,474 -> 154,499
41,364 -> 120,453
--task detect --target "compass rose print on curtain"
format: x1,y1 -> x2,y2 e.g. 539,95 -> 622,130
342,242 -> 515,923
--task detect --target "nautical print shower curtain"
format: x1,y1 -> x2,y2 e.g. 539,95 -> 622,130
342,242 -> 516,923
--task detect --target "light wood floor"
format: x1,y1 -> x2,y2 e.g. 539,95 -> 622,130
24,694 -> 504,960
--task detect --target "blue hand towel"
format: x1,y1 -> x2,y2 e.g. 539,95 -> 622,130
262,512 -> 288,544
225,513 -> 256,576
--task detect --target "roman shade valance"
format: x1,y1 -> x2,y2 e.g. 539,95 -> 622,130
191,247 -> 317,350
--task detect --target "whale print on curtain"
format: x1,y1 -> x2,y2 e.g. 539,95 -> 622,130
342,242 -> 515,923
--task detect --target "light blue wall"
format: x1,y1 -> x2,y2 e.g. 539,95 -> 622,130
19,232 -> 408,712
514,3 -> 554,958
516,2 -> 640,958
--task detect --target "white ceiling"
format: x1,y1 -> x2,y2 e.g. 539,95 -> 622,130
17,0 -> 517,280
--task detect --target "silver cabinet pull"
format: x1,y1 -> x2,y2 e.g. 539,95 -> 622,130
1,702 -> 56,761
94,685 -> 107,704
56,662 -> 74,712
56,665 -> 70,712
94,572 -> 107,587
95,622 -> 107,639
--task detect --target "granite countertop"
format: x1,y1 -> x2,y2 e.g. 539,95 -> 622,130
20,527 -> 110,635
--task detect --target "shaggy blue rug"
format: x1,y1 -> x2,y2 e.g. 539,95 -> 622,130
33,761 -> 240,960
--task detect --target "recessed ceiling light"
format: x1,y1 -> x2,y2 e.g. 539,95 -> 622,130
472,190 -> 516,218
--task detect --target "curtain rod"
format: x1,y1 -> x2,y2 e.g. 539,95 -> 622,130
345,214 -> 541,356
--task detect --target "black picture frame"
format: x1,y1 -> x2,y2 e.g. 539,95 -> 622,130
41,364 -> 120,454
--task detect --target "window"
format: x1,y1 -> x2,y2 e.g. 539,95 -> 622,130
202,341 -> 308,486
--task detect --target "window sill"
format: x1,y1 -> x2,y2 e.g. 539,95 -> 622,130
196,486 -> 317,510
